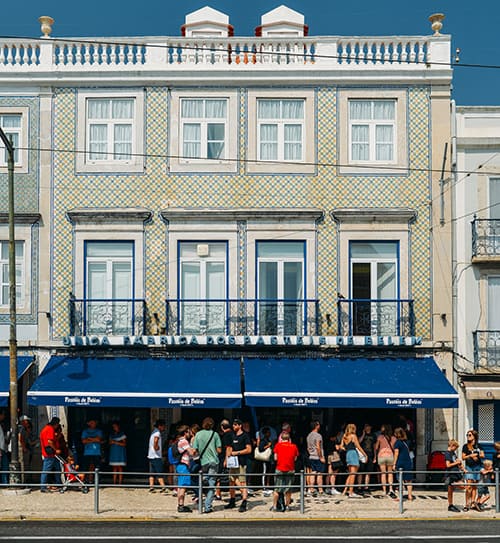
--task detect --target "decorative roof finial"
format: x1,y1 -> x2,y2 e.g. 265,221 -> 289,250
428,13 -> 445,36
38,16 -> 54,38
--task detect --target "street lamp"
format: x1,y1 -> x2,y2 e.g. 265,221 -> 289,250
0,126 -> 20,484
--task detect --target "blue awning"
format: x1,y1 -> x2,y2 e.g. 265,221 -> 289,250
0,356 -> 34,407
28,356 -> 242,408
244,357 -> 458,408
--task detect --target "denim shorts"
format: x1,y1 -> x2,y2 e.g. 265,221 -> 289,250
309,459 -> 325,473
464,465 -> 482,482
149,458 -> 164,474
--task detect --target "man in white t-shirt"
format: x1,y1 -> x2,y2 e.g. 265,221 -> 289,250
147,419 -> 167,493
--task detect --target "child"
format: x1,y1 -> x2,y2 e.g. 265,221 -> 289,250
444,439 -> 464,513
477,459 -> 494,511
493,441 -> 500,472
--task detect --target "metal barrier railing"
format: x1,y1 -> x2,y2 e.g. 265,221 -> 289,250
1,468 -> 499,516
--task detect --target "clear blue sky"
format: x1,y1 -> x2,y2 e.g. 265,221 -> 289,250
2,0 -> 499,106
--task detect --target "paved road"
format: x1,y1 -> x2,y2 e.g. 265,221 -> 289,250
0,520 -> 498,542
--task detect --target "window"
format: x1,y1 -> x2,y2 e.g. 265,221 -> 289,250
349,241 -> 399,335
257,99 -> 304,161
257,241 -> 305,335
0,108 -> 29,172
179,242 -> 227,334
85,241 -> 134,335
349,100 -> 395,162
181,99 -> 227,160
0,241 -> 24,307
0,114 -> 21,165
77,91 -> 144,173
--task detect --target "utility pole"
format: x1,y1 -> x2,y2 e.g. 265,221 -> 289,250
0,127 -> 20,485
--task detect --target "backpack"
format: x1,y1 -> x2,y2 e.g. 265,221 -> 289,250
168,441 -> 182,465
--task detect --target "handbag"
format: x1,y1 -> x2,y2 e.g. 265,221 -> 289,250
357,449 -> 367,464
254,446 -> 272,462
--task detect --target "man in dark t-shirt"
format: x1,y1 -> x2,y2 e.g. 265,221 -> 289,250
224,419 -> 252,512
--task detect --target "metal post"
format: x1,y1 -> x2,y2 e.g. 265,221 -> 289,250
299,470 -> 305,515
94,469 -> 99,514
398,468 -> 403,515
495,468 -> 499,514
0,128 -> 20,486
198,471 -> 203,514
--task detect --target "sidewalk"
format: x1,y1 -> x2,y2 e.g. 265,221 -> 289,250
1,487 -> 498,520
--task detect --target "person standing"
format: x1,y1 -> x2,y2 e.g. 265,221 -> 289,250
19,415 -> 37,484
306,420 -> 325,496
462,428 -> 484,511
215,419 -> 232,500
358,422 -> 376,493
272,431 -> 299,512
192,417 -> 221,514
175,425 -> 194,513
147,419 -> 167,493
374,423 -> 396,498
109,420 -> 127,485
393,427 -> 414,501
444,439 -> 464,513
224,418 -> 252,512
340,423 -> 366,499
0,411 -> 9,485
39,416 -> 61,493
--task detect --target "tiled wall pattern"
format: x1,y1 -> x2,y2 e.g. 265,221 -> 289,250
51,85 -> 431,338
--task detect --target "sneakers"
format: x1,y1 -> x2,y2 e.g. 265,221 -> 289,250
149,487 -> 156,493
203,508 -> 214,514
448,504 -> 461,513
177,505 -> 192,513
263,489 -> 273,497
348,493 -> 363,498
159,488 -> 168,494
238,499 -> 248,512
224,499 -> 236,509
388,491 -> 397,499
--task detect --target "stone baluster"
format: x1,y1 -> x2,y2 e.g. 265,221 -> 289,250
84,45 -> 91,65
14,45 -> 21,65
127,46 -> 134,65
375,40 -> 382,64
418,41 -> 426,63
401,41 -> 408,62
75,43 -> 82,65
118,45 -> 125,64
366,41 -> 374,63
383,42 -> 391,64
392,41 -> 399,63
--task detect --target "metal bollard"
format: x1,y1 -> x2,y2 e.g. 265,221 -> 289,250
198,471 -> 203,514
300,470 -> 305,515
398,468 -> 403,515
94,469 -> 99,515
495,468 -> 499,514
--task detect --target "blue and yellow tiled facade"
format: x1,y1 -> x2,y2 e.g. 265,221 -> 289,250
51,85 -> 431,340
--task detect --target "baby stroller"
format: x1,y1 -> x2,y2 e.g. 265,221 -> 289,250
56,455 -> 89,493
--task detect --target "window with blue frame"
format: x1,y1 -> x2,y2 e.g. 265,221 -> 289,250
257,241 -> 305,335
84,241 -> 134,335
474,400 -> 500,457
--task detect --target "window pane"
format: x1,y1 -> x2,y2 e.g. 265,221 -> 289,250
205,100 -> 226,118
181,262 -> 200,298
375,125 -> 393,161
284,261 -> 303,299
351,242 -> 397,259
284,124 -> 302,160
373,100 -> 395,120
89,124 -> 108,160
282,100 -> 304,119
260,124 -> 278,160
87,262 -> 107,298
0,114 -> 21,128
258,242 -> 304,259
114,124 -> 132,160
490,178 -> 500,220
258,100 -> 281,119
207,262 -> 225,298
88,99 -> 109,119
488,276 -> 500,327
181,99 -> 204,118
87,242 -> 133,258
350,101 -> 372,120
183,123 -> 201,158
112,99 -> 133,119
351,124 -> 369,160
112,262 -> 132,298
259,261 -> 278,298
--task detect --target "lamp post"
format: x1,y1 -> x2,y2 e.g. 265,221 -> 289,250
0,126 -> 20,484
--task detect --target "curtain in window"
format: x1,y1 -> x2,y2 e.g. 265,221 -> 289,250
258,100 -> 281,119
260,124 -> 278,160
207,123 -> 224,159
284,124 -> 302,160
488,277 -> 500,328
89,124 -> 108,160
88,99 -> 109,119
282,100 -> 304,119
112,99 -> 133,119
0,115 -> 21,128
375,125 -> 394,161
182,99 -> 204,118
183,123 -> 201,158
373,101 -> 395,120
351,125 -> 369,160
350,101 -> 371,120
114,124 -> 132,160
490,178 -> 500,220
205,100 -> 226,118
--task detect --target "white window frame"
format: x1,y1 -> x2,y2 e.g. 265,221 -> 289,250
247,89 -> 315,174
256,99 -> 305,162
76,90 -> 144,173
338,89 -> 407,175
0,107 -> 29,173
0,240 -> 24,308
170,90 -> 238,173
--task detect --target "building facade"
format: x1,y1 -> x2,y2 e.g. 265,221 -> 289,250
0,7 -> 456,471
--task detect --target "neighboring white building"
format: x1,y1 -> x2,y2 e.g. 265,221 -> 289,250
454,106 -> 500,454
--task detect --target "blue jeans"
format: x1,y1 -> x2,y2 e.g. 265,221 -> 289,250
40,456 -> 60,490
0,451 -> 9,485
202,462 -> 218,511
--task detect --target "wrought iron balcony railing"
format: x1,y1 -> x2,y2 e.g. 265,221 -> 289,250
165,298 -> 320,336
337,299 -> 415,337
69,298 -> 147,336
473,330 -> 500,369
471,218 -> 500,258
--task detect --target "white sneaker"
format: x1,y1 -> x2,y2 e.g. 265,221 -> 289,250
330,488 -> 341,495
263,490 -> 273,497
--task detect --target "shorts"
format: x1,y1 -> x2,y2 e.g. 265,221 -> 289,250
148,458 -> 164,474
309,459 -> 325,473
464,465 -> 482,482
176,463 -> 191,487
444,472 -> 463,487
275,470 -> 294,493
83,454 -> 101,471
477,485 -> 489,497
229,465 -> 247,484
377,455 -> 394,466
346,449 -> 359,468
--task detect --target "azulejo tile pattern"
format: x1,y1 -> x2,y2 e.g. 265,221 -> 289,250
51,84 -> 433,340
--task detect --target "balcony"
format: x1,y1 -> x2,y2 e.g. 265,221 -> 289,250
473,331 -> 500,369
69,298 -> 147,336
165,298 -> 320,336
337,299 -> 415,336
471,219 -> 500,262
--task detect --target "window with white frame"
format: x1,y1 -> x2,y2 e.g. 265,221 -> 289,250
257,99 -> 304,161
0,114 -> 21,166
77,91 -> 144,173
0,241 -> 24,307
181,99 -> 227,160
349,100 -> 396,162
